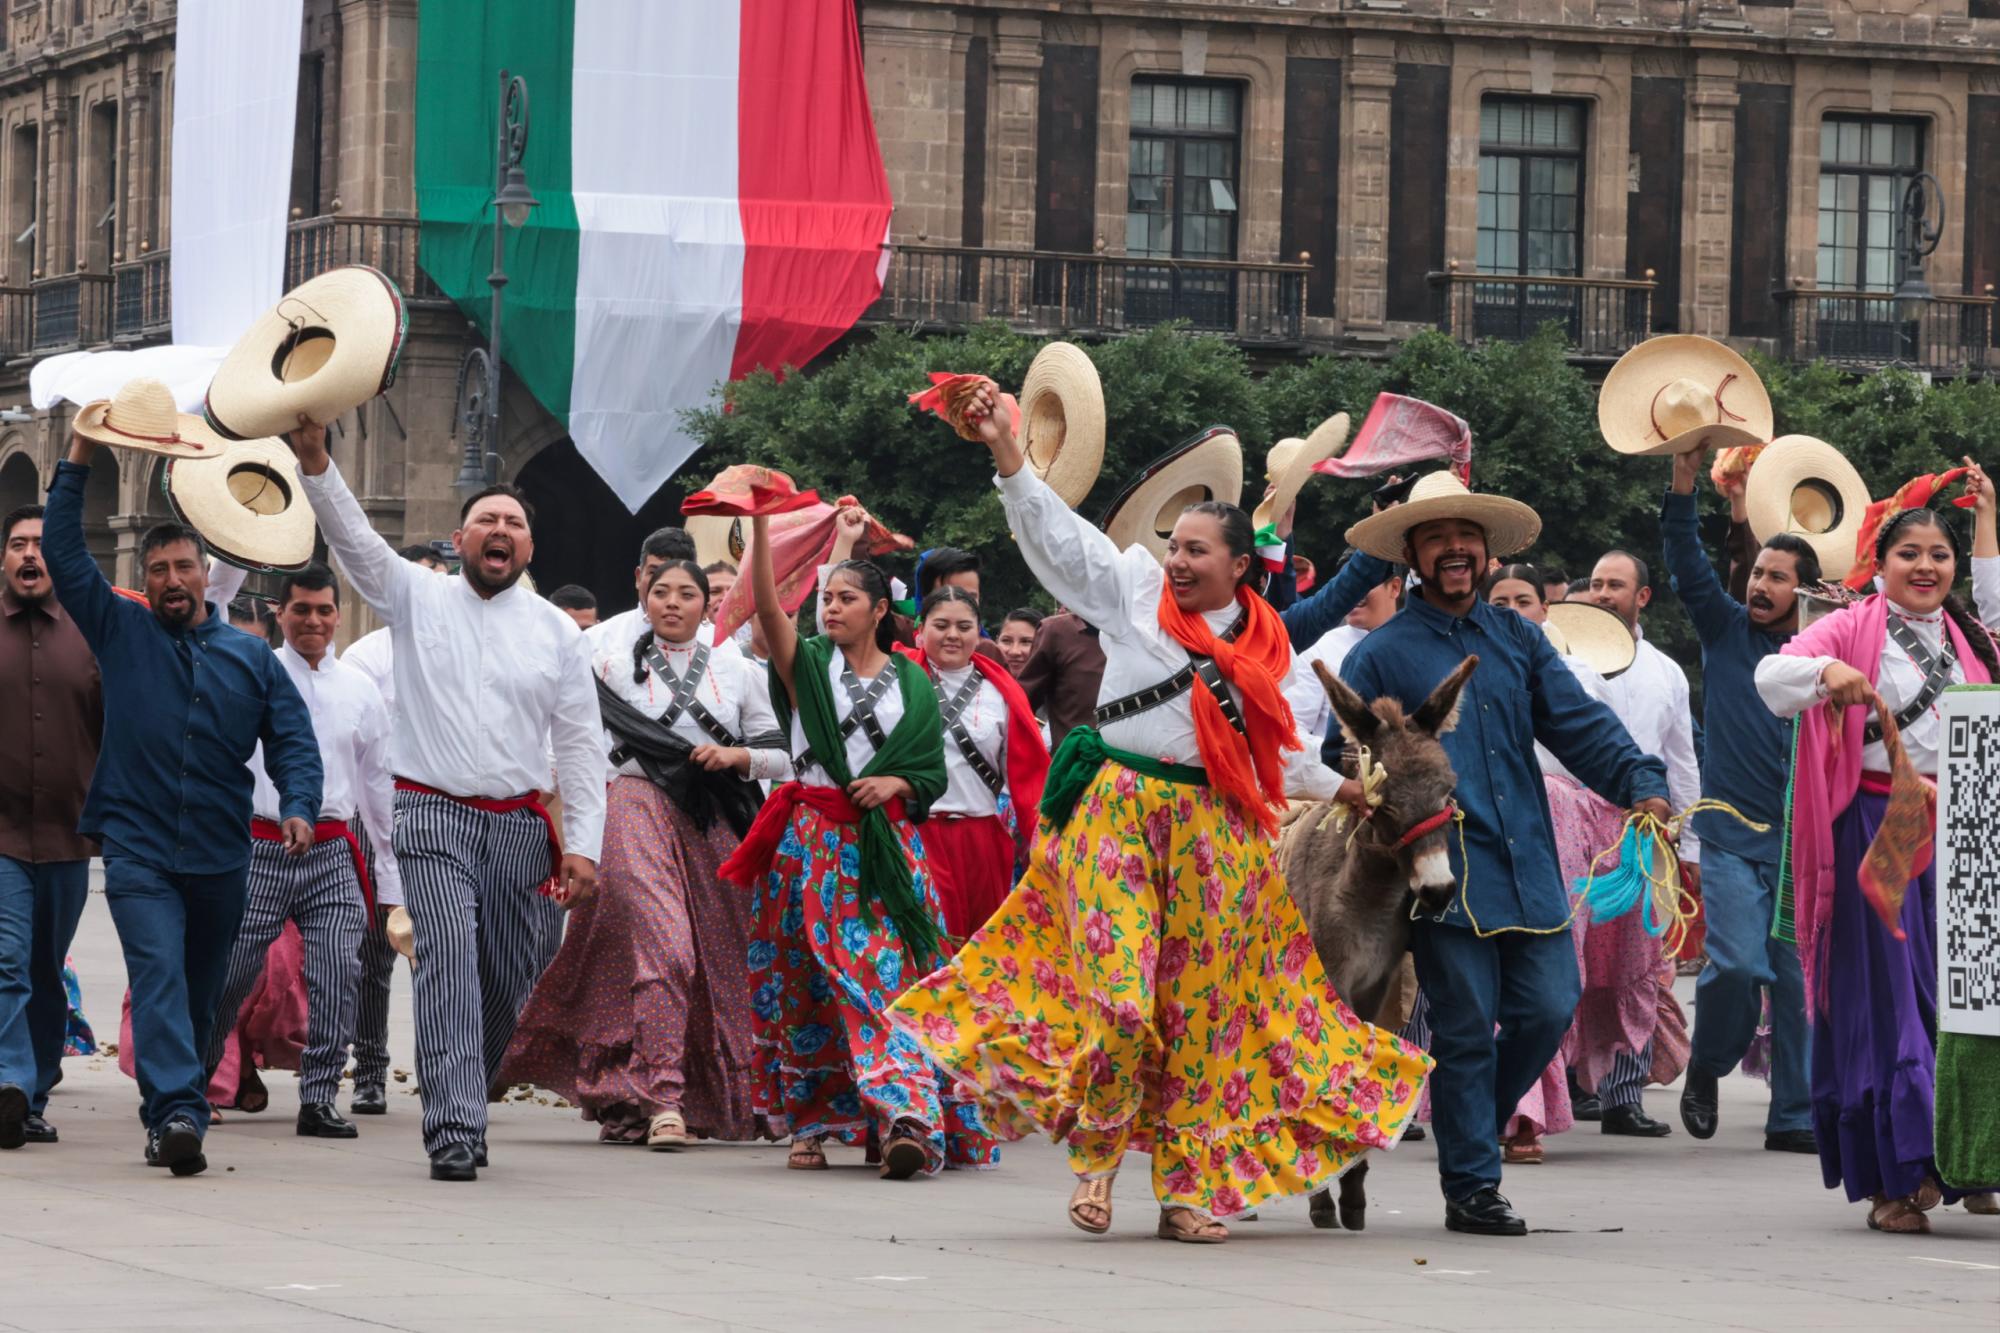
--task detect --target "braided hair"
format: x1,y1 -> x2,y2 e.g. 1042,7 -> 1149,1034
630,558 -> 711,684
827,557 -> 899,654
1874,507 -> 2000,683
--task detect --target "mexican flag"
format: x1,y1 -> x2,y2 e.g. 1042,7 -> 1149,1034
416,1 -> 893,510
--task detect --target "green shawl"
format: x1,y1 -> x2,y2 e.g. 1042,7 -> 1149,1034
773,637 -> 948,961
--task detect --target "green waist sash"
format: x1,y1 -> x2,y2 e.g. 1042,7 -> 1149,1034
1039,725 -> 1209,830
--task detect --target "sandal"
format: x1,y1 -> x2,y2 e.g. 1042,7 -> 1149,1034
235,1065 -> 269,1114
1866,1195 -> 1931,1234
879,1120 -> 928,1181
1963,1192 -> 2000,1216
647,1109 -> 688,1152
1912,1177 -> 1943,1212
1503,1136 -> 1545,1166
1068,1175 -> 1114,1235
786,1136 -> 828,1171
1156,1207 -> 1229,1244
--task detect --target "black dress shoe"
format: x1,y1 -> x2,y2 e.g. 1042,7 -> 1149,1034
1404,1123 -> 1426,1142
1600,1104 -> 1672,1137
1571,1091 -> 1602,1122
350,1085 -> 388,1116
146,1117 -> 207,1176
297,1103 -> 360,1139
473,1140 -> 488,1168
1764,1128 -> 1817,1154
23,1114 -> 56,1144
1680,1068 -> 1719,1140
0,1084 -> 27,1149
1445,1187 -> 1528,1236
430,1142 -> 478,1181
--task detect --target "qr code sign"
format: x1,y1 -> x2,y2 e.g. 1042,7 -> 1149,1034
1938,686 -> 2000,1038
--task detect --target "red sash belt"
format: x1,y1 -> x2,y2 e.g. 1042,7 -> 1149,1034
250,816 -> 376,917
719,781 -> 907,889
1859,771 -> 1896,796
394,777 -> 562,897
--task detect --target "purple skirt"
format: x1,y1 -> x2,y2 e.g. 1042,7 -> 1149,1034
1814,791 -> 1958,1204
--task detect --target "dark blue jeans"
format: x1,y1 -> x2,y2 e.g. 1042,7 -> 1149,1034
1412,920 -> 1581,1202
1690,844 -> 1811,1133
0,857 -> 90,1114
102,857 -> 249,1133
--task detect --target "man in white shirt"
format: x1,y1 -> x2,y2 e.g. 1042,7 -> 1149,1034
1291,556 -> 1403,743
288,423 -> 606,1184
203,564 -> 405,1142
584,527 -> 706,656
1580,548 -> 1702,1138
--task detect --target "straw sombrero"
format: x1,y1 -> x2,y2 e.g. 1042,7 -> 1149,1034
1019,342 -> 1105,506
1344,470 -> 1541,563
165,437 -> 317,573
1540,617 -> 1571,657
686,515 -> 743,569
1102,427 -> 1243,561
205,266 -> 407,441
1743,434 -> 1871,585
1252,412 -> 1351,530
1599,334 -> 1772,458
1545,600 -> 1637,679
73,378 -> 232,460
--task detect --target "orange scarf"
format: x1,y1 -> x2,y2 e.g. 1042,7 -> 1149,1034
1154,582 -> 1301,834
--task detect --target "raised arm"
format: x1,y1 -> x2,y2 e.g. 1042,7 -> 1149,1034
1967,459 -> 1998,624
286,421 -> 413,623
206,558 -> 249,616
351,682 -> 405,907
42,444 -> 124,647
1280,549 -> 1393,650
1664,447 -> 1745,647
750,513 -> 801,704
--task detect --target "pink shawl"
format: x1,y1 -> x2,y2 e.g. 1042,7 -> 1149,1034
1781,594 -> 1991,1008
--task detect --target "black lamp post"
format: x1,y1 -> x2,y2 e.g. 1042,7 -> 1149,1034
454,70 -> 539,499
1891,170 -> 1943,341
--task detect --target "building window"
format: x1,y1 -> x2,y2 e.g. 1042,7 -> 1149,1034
1477,98 -> 1584,278
1816,117 -> 1923,292
1125,79 -> 1242,332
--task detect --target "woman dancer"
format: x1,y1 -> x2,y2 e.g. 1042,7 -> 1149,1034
995,608 -> 1044,676
503,559 -> 789,1149
721,520 -> 998,1178
892,383 -> 1429,1243
1756,466 -> 1999,1233
899,588 -> 1050,941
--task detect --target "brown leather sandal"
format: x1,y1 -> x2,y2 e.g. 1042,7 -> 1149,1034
1503,1135 -> 1545,1165
1963,1192 -> 2000,1215
787,1136 -> 828,1171
1866,1195 -> 1931,1234
1068,1176 -> 1114,1234
1913,1177 -> 1943,1212
879,1121 -> 928,1181
1156,1207 -> 1229,1244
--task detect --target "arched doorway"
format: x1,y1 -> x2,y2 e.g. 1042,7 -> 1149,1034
512,437 -> 692,616
0,449 -> 37,514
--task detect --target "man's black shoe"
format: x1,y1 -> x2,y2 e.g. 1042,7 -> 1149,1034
473,1140 -> 488,1168
23,1114 -> 56,1144
0,1084 -> 27,1149
1404,1123 -> 1426,1142
1445,1187 -> 1528,1236
297,1103 -> 360,1139
1601,1104 -> 1672,1137
430,1142 -> 478,1181
1680,1068 -> 1719,1140
147,1117 -> 207,1176
350,1085 -> 388,1116
1571,1091 -> 1602,1122
1765,1129 -> 1817,1154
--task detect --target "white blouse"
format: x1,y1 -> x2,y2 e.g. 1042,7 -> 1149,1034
790,648 -> 909,788
929,663 -> 1008,817
595,635 -> 791,783
995,467 -> 1342,801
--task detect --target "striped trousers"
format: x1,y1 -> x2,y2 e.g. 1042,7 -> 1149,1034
1600,1039 -> 1654,1110
205,838 -> 367,1106
395,790 -> 559,1154
351,903 -> 398,1093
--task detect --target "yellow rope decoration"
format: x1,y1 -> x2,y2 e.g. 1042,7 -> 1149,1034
1314,745 -> 1389,846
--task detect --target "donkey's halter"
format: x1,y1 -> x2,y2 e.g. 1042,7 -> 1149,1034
1387,802 -> 1459,851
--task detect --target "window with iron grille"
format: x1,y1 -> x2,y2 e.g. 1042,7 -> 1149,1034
1124,79 -> 1243,333
1815,116 -> 1924,292
1477,98 -> 1585,278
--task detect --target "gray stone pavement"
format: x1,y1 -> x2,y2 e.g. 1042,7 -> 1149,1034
1,888 -> 1994,1333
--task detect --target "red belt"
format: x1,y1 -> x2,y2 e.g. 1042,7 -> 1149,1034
393,777 -> 562,897
1859,770 -> 1895,796
719,781 -> 906,889
250,816 -> 376,916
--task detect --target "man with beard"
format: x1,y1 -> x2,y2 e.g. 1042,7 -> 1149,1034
1340,472 -> 1669,1236
203,563 -> 404,1142
1663,445 -> 1819,1154
289,421 -> 605,1183
1576,548 -> 1702,1137
0,505 -> 102,1149
44,434 -> 323,1178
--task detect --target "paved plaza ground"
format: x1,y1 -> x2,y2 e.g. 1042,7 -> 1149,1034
1,886 -> 1995,1333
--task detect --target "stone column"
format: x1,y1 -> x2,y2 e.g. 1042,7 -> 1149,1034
1339,35 -> 1397,335
334,0 -> 418,217
40,82 -> 70,278
860,1 -> 963,245
120,58 -> 150,261
989,15 -> 1042,251
1685,54 -> 1739,338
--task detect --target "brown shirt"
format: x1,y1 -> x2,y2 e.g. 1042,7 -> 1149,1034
0,587 -> 102,862
1015,612 -> 1107,751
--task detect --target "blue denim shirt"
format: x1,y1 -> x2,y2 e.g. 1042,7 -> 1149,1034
1279,550 -> 1392,651
1341,593 -> 1669,932
44,460 -> 320,874
1661,489 -> 1788,864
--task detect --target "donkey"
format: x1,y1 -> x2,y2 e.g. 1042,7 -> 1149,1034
1279,654 -> 1477,1233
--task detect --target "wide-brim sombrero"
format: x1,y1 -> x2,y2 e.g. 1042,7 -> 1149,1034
1545,600 -> 1637,679
1019,342 -> 1105,507
1540,617 -> 1572,657
686,515 -> 743,569
205,265 -> 408,441
165,437 -> 317,573
1600,334 -> 1772,457
74,377 -> 233,460
1253,412 -> 1351,530
1344,469 -> 1541,563
1102,427 -> 1243,561
1743,434 -> 1871,585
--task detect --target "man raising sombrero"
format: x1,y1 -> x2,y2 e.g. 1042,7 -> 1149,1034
1338,471 -> 1671,1236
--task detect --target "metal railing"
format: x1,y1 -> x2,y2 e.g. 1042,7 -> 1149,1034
865,244 -> 1309,345
0,286 -> 29,354
1775,287 -> 1995,377
285,214 -> 447,303
1429,264 -> 1656,358
112,251 -> 172,341
30,273 -> 114,352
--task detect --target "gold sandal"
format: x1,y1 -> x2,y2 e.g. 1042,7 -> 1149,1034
1156,1207 -> 1229,1244
1068,1176 -> 1114,1234
786,1136 -> 827,1171
647,1110 -> 688,1152
1866,1195 -> 1931,1234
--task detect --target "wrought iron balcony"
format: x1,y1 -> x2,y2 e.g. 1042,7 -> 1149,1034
112,250 -> 172,341
865,244 -> 1309,346
1775,287 -> 1995,377
284,214 -> 447,303
1429,265 -> 1656,359
29,273 -> 113,353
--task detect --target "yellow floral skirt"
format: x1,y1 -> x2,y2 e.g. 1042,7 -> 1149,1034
888,763 -> 1432,1217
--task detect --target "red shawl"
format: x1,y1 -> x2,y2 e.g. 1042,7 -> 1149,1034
897,644 -> 1049,853
1154,583 -> 1300,835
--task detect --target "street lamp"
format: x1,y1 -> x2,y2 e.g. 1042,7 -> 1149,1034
454,70 -> 539,498
1891,170 -> 1943,326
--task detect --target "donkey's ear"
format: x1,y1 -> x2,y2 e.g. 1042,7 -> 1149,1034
1412,655 -> 1479,736
1314,659 -> 1380,747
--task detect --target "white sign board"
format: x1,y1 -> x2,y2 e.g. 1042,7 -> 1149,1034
1937,685 -> 2000,1037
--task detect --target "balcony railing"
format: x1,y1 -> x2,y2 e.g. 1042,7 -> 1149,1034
112,250 -> 172,341
1775,287 -> 1995,377
30,273 -> 114,352
1429,265 -> 1656,358
866,244 -> 1309,345
285,214 -> 447,304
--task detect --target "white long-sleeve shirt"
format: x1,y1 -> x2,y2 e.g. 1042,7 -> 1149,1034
995,467 -> 1341,801
586,605 -> 727,659
1596,632 -> 1702,863
791,648 -> 908,789
594,634 -> 791,783
248,642 -> 405,907
928,663 -> 1008,817
1291,623 -> 1369,744
341,626 -> 394,714
299,462 -> 608,862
